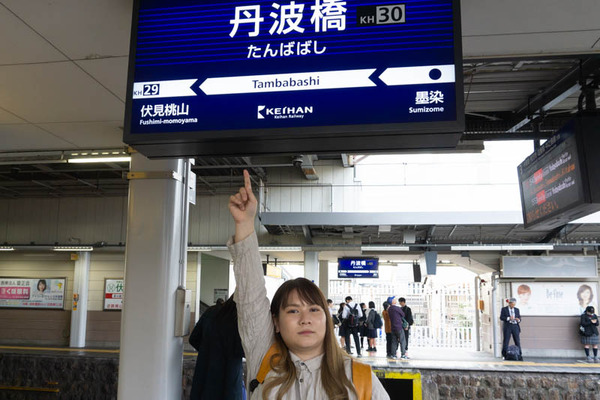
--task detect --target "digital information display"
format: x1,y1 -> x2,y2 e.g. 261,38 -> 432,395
338,258 -> 379,278
518,121 -> 585,229
124,0 -> 463,157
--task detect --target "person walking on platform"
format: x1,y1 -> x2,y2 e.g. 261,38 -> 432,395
387,296 -> 408,359
500,297 -> 522,360
580,306 -> 600,362
189,297 -> 245,400
342,296 -> 364,357
365,301 -> 379,352
227,170 -> 389,399
382,302 -> 393,358
399,297 -> 414,355
359,302 -> 368,350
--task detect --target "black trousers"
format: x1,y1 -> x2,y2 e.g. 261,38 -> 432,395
502,323 -> 521,356
385,332 -> 393,357
344,326 -> 361,355
405,327 -> 411,350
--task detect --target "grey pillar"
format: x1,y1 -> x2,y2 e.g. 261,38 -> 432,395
319,260 -> 329,299
118,154 -> 188,400
69,251 -> 90,348
304,251 -> 319,285
195,253 -> 202,324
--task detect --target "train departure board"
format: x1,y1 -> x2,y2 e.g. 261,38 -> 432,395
517,114 -> 600,229
123,0 -> 464,157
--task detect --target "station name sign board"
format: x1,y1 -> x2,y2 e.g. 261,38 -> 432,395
338,257 -> 379,278
124,0 -> 464,157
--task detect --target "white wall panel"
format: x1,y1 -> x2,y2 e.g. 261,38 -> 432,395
0,197 -> 126,245
88,253 -> 125,311
264,164 -> 357,213
189,194 -> 235,244
57,197 -> 125,244
6,198 -> 61,243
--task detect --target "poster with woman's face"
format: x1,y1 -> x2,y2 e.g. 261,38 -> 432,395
0,278 -> 66,309
511,282 -> 598,316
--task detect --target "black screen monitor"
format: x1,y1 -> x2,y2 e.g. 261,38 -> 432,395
123,0 -> 464,157
517,113 -> 600,230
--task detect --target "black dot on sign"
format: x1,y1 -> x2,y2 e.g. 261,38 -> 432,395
429,68 -> 442,80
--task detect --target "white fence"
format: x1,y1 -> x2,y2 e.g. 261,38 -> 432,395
408,326 -> 475,349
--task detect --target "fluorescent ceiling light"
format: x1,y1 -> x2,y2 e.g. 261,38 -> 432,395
451,245 -> 503,251
451,244 -> 554,251
259,246 -> 303,252
53,246 -> 94,252
361,245 -> 410,251
0,246 -> 15,251
501,244 -> 554,251
187,246 -> 211,251
68,156 -> 131,164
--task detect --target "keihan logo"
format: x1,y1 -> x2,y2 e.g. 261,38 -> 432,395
257,105 -> 314,120
257,105 -> 266,119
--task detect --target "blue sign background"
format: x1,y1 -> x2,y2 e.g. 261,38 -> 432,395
338,257 -> 379,278
126,0 -> 461,139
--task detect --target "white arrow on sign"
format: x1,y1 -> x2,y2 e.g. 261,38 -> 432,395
379,64 -> 455,86
199,69 -> 376,95
133,79 -> 198,99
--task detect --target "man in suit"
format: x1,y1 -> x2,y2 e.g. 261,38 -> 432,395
500,297 -> 522,360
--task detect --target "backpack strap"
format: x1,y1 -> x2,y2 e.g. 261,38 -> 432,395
352,360 -> 372,400
249,342 -> 279,392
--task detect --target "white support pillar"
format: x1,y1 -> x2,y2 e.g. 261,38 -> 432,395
304,251 -> 319,286
69,251 -> 90,348
118,154 -> 189,400
319,260 -> 329,299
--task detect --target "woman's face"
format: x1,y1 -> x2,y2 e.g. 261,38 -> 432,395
274,289 -> 326,359
581,288 -> 592,303
38,282 -> 46,292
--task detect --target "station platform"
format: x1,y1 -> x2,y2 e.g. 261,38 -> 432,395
1,344 -> 599,399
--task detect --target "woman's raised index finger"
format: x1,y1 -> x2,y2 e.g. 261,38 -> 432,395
243,169 -> 252,192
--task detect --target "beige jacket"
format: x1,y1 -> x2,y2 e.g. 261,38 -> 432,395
229,233 -> 390,400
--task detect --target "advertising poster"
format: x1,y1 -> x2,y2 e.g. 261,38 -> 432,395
511,282 -> 599,316
0,278 -> 66,309
104,279 -> 124,310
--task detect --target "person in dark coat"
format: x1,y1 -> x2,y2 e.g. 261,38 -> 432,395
500,297 -> 522,360
580,305 -> 600,363
399,297 -> 414,353
189,297 -> 245,400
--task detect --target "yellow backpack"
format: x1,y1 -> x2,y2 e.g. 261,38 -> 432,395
249,342 -> 372,399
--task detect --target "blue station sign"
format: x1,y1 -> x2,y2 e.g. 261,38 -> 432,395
124,0 -> 464,157
338,257 -> 379,278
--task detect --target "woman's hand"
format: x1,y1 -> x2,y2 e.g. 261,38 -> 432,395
229,170 -> 258,242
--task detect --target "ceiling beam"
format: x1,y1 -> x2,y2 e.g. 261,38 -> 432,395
302,225 -> 313,245
508,57 -> 600,133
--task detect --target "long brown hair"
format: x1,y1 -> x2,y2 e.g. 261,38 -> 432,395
262,278 -> 357,400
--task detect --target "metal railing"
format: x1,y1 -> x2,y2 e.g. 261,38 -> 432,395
408,326 -> 475,349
